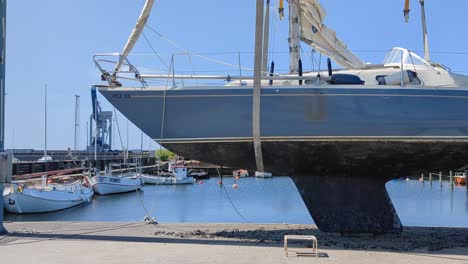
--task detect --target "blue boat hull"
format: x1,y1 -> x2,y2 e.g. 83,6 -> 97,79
100,86 -> 468,233
101,86 -> 468,141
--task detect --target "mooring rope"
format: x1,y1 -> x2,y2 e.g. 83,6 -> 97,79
216,167 -> 249,223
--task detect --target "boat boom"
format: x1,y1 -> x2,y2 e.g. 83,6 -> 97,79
112,0 -> 155,82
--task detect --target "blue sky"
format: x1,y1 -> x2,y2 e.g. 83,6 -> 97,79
5,0 -> 468,150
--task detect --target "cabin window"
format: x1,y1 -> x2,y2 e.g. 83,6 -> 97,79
376,70 -> 422,86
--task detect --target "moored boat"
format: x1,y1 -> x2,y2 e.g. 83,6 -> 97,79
92,164 -> 143,195
454,172 -> 467,185
188,169 -> 209,179
3,177 -> 94,214
255,171 -> 272,178
233,169 -> 249,178
142,165 -> 193,185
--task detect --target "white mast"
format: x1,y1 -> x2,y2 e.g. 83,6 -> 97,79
44,84 -> 48,160
94,98 -> 97,161
74,95 -> 80,151
419,0 -> 430,61
253,0 -> 265,173
112,0 -> 155,82
125,119 -> 129,164
0,0 -> 7,235
262,0 -> 271,76
289,0 -> 301,73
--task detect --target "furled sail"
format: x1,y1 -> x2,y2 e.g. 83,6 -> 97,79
295,0 -> 366,69
112,0 -> 155,81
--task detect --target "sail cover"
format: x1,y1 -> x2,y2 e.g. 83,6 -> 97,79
113,0 -> 155,80
295,0 -> 366,69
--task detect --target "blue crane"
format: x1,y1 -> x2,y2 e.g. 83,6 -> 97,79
88,87 -> 113,152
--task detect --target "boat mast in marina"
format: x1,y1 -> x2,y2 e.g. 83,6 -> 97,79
74,95 -> 80,151
253,0 -> 265,173
419,0 -> 430,61
0,0 -> 8,235
403,0 -> 430,61
262,0 -> 270,76
288,0 -> 301,73
44,85 -> 48,160
94,95 -> 97,161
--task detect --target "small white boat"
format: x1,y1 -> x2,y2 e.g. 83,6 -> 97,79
92,164 -> 143,195
188,169 -> 209,179
454,171 -> 467,185
142,165 -> 193,185
3,177 -> 94,214
38,155 -> 53,162
255,171 -> 273,178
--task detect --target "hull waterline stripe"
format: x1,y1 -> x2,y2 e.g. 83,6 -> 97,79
154,136 -> 468,144
130,93 -> 468,100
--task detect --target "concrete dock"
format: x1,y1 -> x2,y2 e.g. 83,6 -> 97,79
1,222 -> 467,264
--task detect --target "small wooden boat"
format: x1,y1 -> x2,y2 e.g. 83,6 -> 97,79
3,176 -> 94,214
92,163 -> 143,195
454,171 -> 467,185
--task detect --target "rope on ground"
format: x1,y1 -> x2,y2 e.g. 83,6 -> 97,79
136,187 -> 158,224
135,132 -> 160,225
216,167 -> 249,223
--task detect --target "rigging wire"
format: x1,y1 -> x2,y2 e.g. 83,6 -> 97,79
112,107 -> 125,150
142,32 -> 170,71
136,184 -> 159,224
144,25 -> 255,72
134,61 -> 171,224
112,107 -> 158,224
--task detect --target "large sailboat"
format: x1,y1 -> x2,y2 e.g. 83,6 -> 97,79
94,0 -> 468,233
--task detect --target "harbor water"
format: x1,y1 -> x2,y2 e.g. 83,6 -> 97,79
4,177 -> 468,227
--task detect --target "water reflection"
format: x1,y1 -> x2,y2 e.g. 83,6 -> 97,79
386,179 -> 468,227
4,177 -> 468,227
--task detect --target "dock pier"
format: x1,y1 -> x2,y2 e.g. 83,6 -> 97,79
9,150 -> 234,179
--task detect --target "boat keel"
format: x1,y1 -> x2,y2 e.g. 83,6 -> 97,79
290,175 -> 402,234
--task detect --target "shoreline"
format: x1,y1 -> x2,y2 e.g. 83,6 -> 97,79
1,222 -> 467,263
